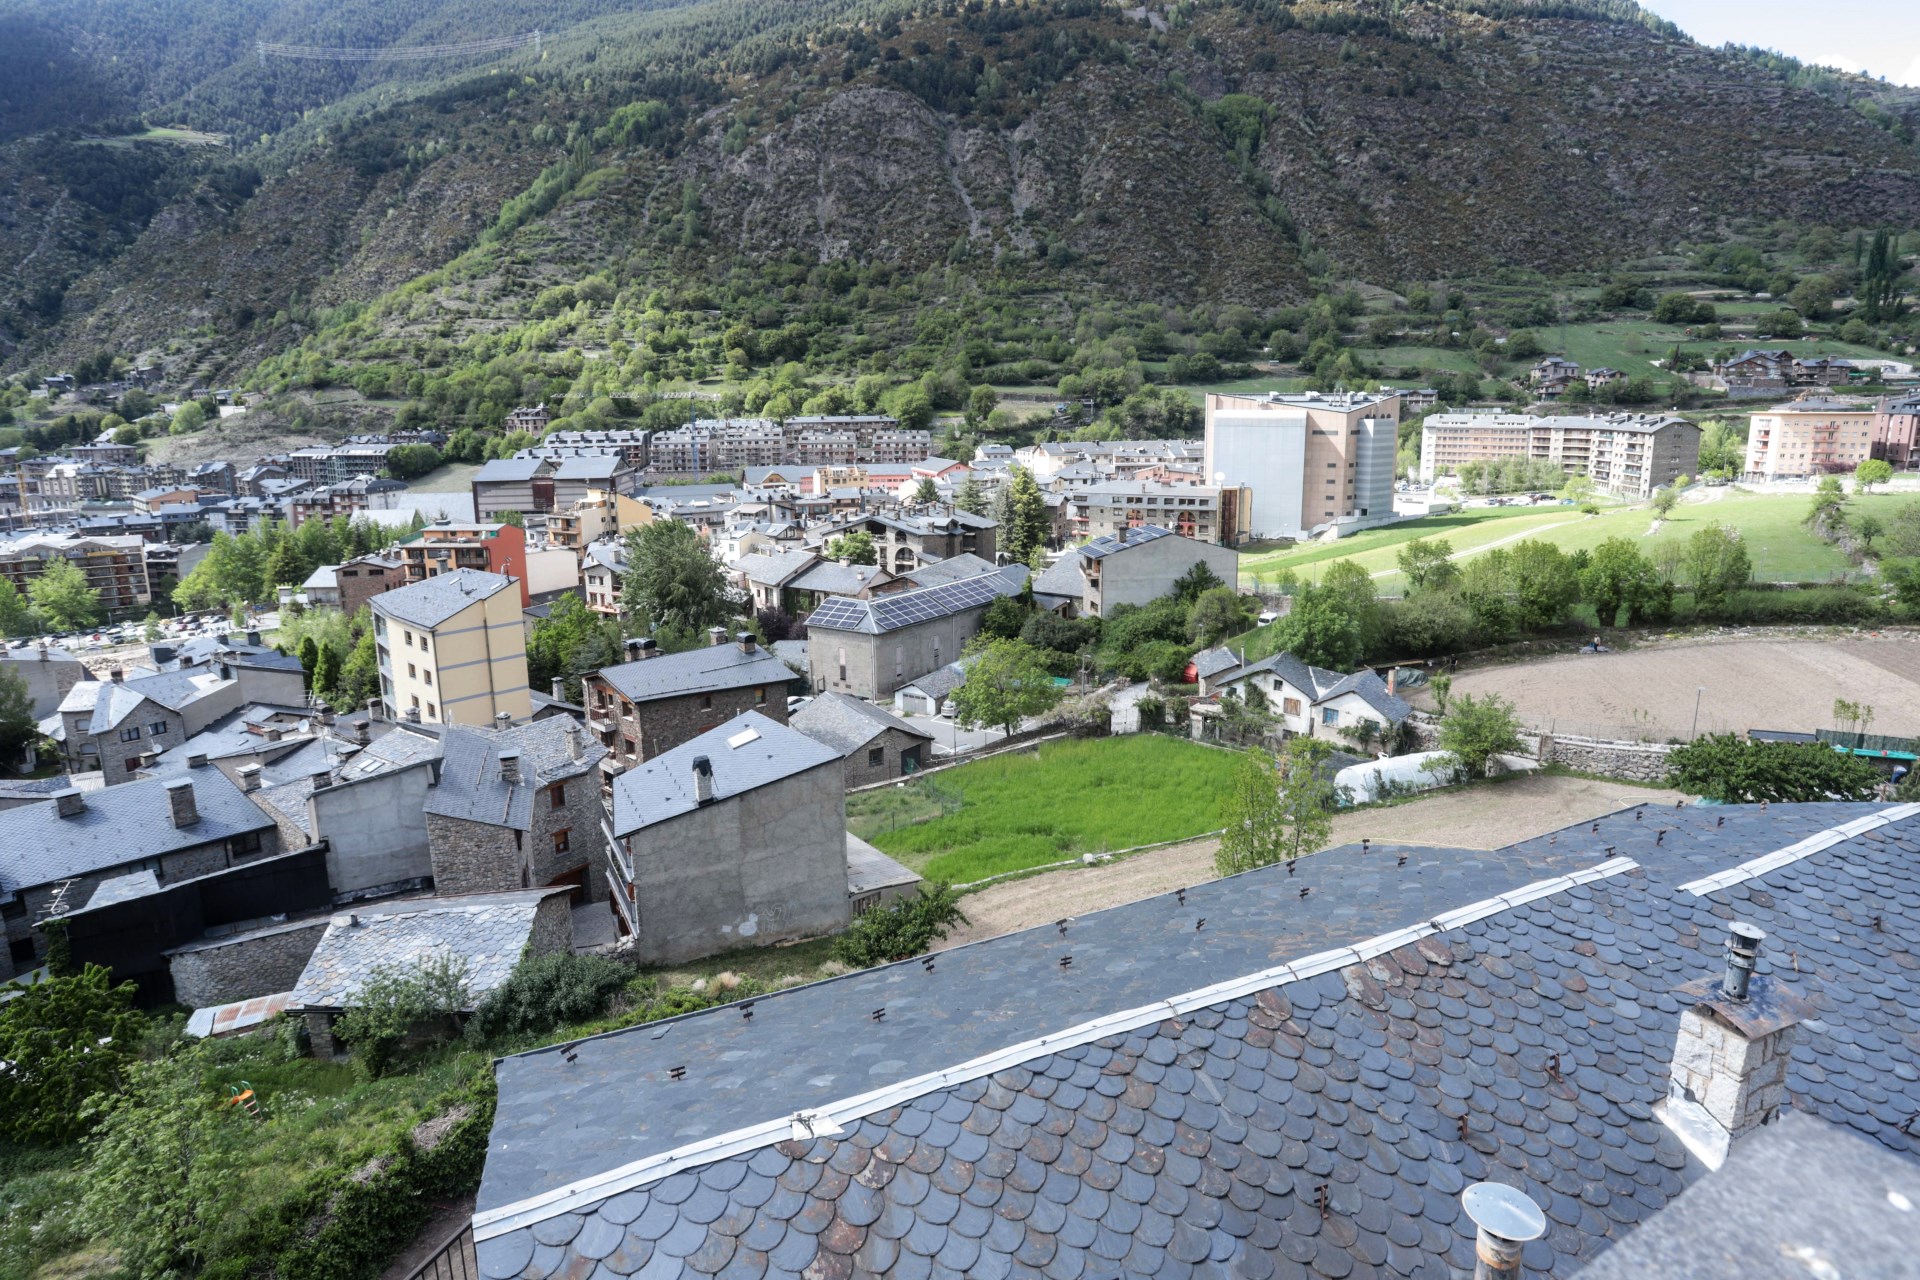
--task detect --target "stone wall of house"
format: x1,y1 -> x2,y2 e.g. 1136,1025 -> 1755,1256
167,919 -> 329,1009
527,768 -> 608,903
630,685 -> 789,762
837,727 -> 932,790
95,704 -> 187,784
425,811 -> 525,896
810,610 -> 987,702
526,892 -> 575,959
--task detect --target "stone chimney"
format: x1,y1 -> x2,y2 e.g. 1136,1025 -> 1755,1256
246,629 -> 261,646
187,752 -> 208,769
1387,667 -> 1397,697
165,778 -> 199,828
737,631 -> 756,653
551,677 -> 566,700
568,728 -> 583,762
1659,922 -> 1810,1169
53,788 -> 86,818
708,627 -> 728,647
499,750 -> 521,784
110,667 -> 124,683
264,726 -> 283,742
637,637 -> 657,659
351,718 -> 370,745
237,764 -> 262,793
692,754 -> 714,804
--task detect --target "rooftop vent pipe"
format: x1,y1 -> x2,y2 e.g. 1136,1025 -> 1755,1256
1461,1183 -> 1546,1280
1723,921 -> 1765,1002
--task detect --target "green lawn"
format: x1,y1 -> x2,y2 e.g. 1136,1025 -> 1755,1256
408,460 -> 483,493
1237,506 -> 1585,583
855,736 -> 1237,883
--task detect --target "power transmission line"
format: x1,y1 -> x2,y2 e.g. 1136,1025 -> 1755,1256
255,30 -> 540,64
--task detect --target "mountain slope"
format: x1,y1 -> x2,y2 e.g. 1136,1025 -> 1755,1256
6,0 -> 1920,381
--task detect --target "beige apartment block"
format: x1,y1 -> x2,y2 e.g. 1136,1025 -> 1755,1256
371,568 -> 530,727
1203,391 -> 1401,539
1744,397 -> 1875,480
1420,412 -> 1699,498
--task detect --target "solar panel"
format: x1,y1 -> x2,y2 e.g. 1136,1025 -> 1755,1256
805,597 -> 869,631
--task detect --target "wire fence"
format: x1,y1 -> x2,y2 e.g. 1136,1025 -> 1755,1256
845,774 -> 967,843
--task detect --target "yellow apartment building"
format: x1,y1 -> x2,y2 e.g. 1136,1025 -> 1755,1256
1744,397 -> 1875,480
370,568 -> 530,727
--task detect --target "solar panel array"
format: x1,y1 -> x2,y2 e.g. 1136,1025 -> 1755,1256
804,572 -> 1013,634
1081,523 -> 1174,559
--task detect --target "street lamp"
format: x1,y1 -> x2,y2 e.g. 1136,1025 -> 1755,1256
1690,686 -> 1705,740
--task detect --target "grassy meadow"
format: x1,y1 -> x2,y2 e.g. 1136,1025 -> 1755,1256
854,736 -> 1238,884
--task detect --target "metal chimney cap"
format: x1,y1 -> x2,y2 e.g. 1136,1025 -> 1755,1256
1461,1182 -> 1547,1243
1729,921 -> 1767,947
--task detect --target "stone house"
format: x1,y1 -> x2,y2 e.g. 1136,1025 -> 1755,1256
583,630 -> 798,765
812,510 -> 999,575
290,888 -> 573,1057
803,567 -> 1024,702
1032,523 -> 1241,618
1213,651 -> 1412,744
603,711 -> 849,964
789,691 -> 934,788
0,643 -> 86,720
424,718 -> 609,904
65,666 -> 240,781
0,767 -> 280,978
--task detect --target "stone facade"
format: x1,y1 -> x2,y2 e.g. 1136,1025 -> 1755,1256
526,890 -> 574,959
95,702 -> 188,782
426,811 -> 525,896
1671,1006 -> 1795,1140
424,774 -> 606,905
166,919 -> 329,1008
809,608 -> 990,702
594,682 -> 791,764
835,726 -> 931,790
1403,718 -> 1676,784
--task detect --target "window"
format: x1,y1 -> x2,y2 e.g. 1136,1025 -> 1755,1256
149,721 -> 169,737
427,704 -> 436,718
552,828 -> 571,856
549,783 -> 566,810
119,725 -> 141,742
867,746 -> 885,768
411,695 -> 421,709
227,830 -> 263,859
1283,698 -> 1302,716
404,630 -> 414,648
126,758 -> 141,773
423,669 -> 433,686
1322,707 -> 1340,726
408,663 -> 417,679
419,636 -> 429,654
756,686 -> 767,706
700,693 -> 713,710
838,648 -> 847,684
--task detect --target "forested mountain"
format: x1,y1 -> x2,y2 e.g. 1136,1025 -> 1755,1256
5,0 -> 1920,393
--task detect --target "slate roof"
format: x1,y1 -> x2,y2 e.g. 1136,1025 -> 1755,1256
89,670 -> 230,732
424,719 -> 607,831
471,800 -> 1920,1280
1032,555 -> 1088,601
0,770 -> 277,895
790,561 -> 892,596
84,868 -> 161,909
1189,647 -> 1244,680
474,458 -> 551,482
598,644 -> 798,706
552,454 -> 631,480
290,888 -> 569,1011
736,549 -> 818,588
371,568 -> 516,628
902,554 -> 999,588
608,712 -> 840,837
790,692 -> 933,758
898,661 -> 971,702
1224,654 -> 1413,724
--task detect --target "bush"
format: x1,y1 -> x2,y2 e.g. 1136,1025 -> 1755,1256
1706,586 -> 1883,626
334,954 -> 473,1078
465,953 -> 632,1046
833,884 -> 970,967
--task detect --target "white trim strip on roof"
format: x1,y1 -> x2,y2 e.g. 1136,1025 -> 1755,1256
471,856 -> 1639,1241
1676,803 -> 1920,897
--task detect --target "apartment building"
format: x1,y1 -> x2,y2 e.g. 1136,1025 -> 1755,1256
394,521 -> 529,606
1744,398 -> 1876,480
371,569 -> 530,727
869,428 -> 933,462
1871,394 -> 1920,468
649,420 -> 785,473
1420,412 -> 1701,498
1070,481 -> 1252,545
0,533 -> 152,615
788,431 -> 859,466
541,429 -> 650,469
1202,391 -> 1400,539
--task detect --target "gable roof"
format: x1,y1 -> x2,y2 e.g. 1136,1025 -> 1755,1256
1222,652 -> 1411,722
473,458 -> 551,482
1077,523 -> 1177,560
424,719 -> 607,831
803,569 -> 1021,635
371,569 -> 515,629
607,711 -> 839,837
88,669 -> 231,732
901,552 -> 999,588
290,888 -> 567,1011
473,800 -> 1920,1280
0,770 -> 276,895
596,643 -> 797,706
734,549 -> 817,588
789,691 -> 933,757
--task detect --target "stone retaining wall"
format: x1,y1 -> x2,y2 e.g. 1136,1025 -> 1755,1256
1405,716 -> 1676,783
167,918 -> 329,1009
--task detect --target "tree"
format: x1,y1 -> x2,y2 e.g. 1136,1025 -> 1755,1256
832,883 -> 970,966
169,401 -> 206,435
1269,582 -> 1365,671
334,953 -> 473,1077
1697,419 -> 1746,475
1578,537 -> 1668,626
966,384 -> 998,429
0,665 -> 38,762
1853,512 -> 1884,551
1506,540 -> 1579,630
955,474 -> 990,516
998,466 -> 1049,563
1187,586 -> 1252,647
1667,734 -> 1879,803
620,520 -> 735,638
79,1049 -> 243,1280
142,611 -> 163,642
1172,561 -> 1225,603
1435,692 -> 1524,779
1559,472 -> 1597,505
1215,738 -> 1336,876
1788,275 -> 1837,321
497,509 -> 526,529
1683,523 -> 1752,612
1650,486 -> 1678,518
311,644 -> 341,706
949,637 -> 1062,737
979,595 -> 1029,641
1860,228 -> 1908,323
912,477 -> 940,506
824,531 -> 878,565
1806,475 -> 1848,537
263,538 -> 308,589
337,627 -> 381,713
0,578 -> 35,636
1396,538 -> 1457,592
1856,458 -> 1894,493
27,556 -> 101,631
0,964 -> 143,1143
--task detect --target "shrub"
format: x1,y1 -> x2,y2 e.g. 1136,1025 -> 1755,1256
334,953 -> 473,1078
1668,734 -> 1879,803
465,953 -> 632,1046
1709,586 -> 1882,626
833,884 -> 970,967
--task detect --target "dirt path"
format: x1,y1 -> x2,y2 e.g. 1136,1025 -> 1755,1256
936,773 -> 1680,949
